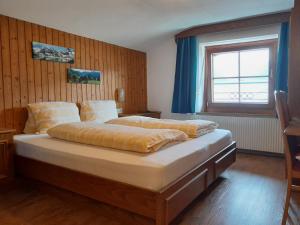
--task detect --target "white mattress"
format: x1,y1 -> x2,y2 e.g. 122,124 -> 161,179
14,129 -> 232,191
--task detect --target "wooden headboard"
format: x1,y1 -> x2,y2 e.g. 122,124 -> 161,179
0,15 -> 147,133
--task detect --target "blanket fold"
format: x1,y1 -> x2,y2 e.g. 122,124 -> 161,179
106,116 -> 218,138
47,122 -> 188,153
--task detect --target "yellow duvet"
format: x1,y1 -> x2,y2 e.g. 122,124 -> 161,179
47,122 -> 188,153
106,116 -> 218,138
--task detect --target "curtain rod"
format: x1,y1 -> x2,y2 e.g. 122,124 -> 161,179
175,11 -> 291,40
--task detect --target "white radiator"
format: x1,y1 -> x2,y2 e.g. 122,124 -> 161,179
169,114 -> 284,154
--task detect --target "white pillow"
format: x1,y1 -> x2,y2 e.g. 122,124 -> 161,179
23,107 -> 37,134
26,102 -> 80,134
80,100 -> 118,123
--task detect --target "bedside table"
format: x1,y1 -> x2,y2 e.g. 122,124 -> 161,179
118,111 -> 161,119
0,128 -> 16,180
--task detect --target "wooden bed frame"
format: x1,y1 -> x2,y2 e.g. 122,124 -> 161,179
15,141 -> 236,225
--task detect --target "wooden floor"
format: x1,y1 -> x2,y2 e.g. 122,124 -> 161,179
0,153 -> 299,225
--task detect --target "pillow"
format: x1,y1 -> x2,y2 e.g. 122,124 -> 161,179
23,107 -> 37,134
28,102 -> 80,134
80,100 -> 118,123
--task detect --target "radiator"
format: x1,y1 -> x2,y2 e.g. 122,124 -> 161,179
170,114 -> 284,154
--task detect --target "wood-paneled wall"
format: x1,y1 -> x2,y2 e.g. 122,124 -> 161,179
0,15 -> 147,132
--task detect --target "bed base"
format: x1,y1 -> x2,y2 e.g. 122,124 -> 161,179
15,141 -> 236,225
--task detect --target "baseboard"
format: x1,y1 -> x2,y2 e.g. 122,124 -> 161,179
237,148 -> 284,158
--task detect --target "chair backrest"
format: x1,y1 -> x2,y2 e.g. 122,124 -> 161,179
275,91 -> 290,132
274,90 -> 293,175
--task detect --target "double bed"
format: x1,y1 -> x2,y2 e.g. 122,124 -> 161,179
14,128 -> 236,225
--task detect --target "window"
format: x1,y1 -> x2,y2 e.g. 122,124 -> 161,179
205,39 -> 277,114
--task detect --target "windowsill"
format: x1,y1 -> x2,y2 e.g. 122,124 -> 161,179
196,111 -> 276,118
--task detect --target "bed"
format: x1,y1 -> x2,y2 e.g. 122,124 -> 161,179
13,128 -> 236,225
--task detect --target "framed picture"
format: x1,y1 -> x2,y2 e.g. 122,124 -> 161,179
67,68 -> 101,84
32,41 -> 74,63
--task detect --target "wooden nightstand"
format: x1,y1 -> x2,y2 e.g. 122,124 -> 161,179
0,129 -> 16,180
118,111 -> 161,119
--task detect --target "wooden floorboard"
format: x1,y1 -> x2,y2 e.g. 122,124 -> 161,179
0,153 -> 299,225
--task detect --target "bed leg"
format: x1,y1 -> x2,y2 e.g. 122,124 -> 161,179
156,196 -> 167,225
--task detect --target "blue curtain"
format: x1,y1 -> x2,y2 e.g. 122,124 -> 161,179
276,22 -> 289,92
172,36 -> 198,113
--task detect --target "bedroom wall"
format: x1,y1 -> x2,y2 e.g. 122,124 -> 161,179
0,15 -> 147,133
146,25 -> 284,153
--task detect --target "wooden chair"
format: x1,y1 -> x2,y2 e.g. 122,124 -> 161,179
274,90 -> 300,225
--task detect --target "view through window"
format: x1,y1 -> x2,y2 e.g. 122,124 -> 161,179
205,39 -> 277,114
211,48 -> 270,104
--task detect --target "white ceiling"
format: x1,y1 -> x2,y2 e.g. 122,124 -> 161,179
0,0 -> 294,52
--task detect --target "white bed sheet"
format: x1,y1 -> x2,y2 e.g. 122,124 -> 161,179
14,129 -> 232,191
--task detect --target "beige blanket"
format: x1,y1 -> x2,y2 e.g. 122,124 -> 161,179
107,116 -> 218,138
47,122 -> 188,153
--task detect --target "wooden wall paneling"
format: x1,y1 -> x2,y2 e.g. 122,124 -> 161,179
135,53 -> 140,112
139,53 -> 144,112
129,50 -> 133,112
52,30 -> 60,101
0,16 -> 5,128
1,16 -> 13,128
8,18 -> 22,131
0,15 -> 147,132
24,22 -> 35,104
97,41 -> 101,100
80,37 -> 87,101
135,52 -> 138,111
124,50 -> 129,112
139,53 -> 144,111
102,43 -> 108,100
111,44 -> 116,100
39,26 -> 49,102
142,53 -> 146,110
115,47 -> 119,107
134,52 -> 139,112
117,47 -> 121,103
111,45 -> 116,102
58,31 -> 66,102
105,43 -> 110,100
122,48 -> 127,112
85,38 -> 91,100
45,28 -> 55,101
143,54 -> 147,111
124,50 -> 130,112
93,39 -> 100,100
119,47 -> 124,111
98,42 -> 104,99
139,52 -> 145,112
32,24 -> 42,103
137,53 -> 141,111
116,47 -> 122,109
17,20 -> 28,110
69,34 -> 77,103
64,33 -> 72,102
111,44 -> 114,100
142,53 -> 147,111
107,44 -> 112,100
75,36 -> 82,103
89,39 -> 96,100
123,48 -> 127,111
137,52 -> 140,111
130,51 -> 134,112
137,53 -> 142,112
132,52 -> 137,112
106,44 -> 112,100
